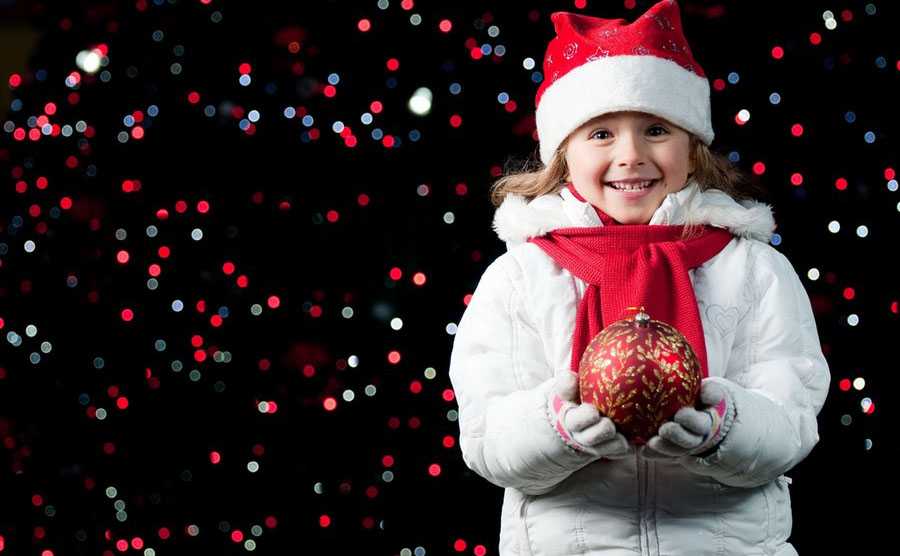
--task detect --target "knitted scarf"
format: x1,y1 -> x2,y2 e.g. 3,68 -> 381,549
527,183 -> 734,378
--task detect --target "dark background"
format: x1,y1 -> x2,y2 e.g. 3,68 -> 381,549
0,0 -> 894,553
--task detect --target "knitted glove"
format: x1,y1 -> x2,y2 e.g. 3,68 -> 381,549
640,378 -> 735,460
546,371 -> 633,459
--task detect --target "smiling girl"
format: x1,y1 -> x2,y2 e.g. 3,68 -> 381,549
449,1 -> 830,555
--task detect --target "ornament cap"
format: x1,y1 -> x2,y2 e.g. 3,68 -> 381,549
626,306 -> 651,327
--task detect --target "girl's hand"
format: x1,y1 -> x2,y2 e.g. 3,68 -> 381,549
640,379 -> 734,460
546,371 -> 633,459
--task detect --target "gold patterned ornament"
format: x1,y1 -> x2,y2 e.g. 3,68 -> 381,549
577,308 -> 702,445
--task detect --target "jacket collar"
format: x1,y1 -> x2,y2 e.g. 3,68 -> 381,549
492,177 -> 776,250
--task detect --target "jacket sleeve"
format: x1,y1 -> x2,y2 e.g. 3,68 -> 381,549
449,255 -> 599,496
679,243 -> 831,488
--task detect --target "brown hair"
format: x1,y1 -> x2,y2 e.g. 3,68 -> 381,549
490,134 -> 767,209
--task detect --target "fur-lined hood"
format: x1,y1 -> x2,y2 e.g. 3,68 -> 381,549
491,178 -> 776,251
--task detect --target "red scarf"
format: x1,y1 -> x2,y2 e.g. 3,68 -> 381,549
526,183 -> 734,378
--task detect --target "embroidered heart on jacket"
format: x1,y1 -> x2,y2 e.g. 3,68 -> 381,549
707,305 -> 742,337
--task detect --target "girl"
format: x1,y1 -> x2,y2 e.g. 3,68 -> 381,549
448,2 -> 830,555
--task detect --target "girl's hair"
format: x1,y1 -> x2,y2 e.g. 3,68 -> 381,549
489,134 -> 769,231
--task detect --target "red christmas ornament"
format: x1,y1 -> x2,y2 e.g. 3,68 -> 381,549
577,308 -> 702,445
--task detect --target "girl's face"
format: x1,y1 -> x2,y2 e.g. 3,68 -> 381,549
563,111 -> 694,225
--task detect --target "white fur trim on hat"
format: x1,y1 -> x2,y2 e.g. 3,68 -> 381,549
536,54 -> 713,166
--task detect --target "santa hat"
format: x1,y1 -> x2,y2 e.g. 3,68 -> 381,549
535,0 -> 714,166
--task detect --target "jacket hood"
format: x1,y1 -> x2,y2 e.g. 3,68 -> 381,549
492,178 -> 776,250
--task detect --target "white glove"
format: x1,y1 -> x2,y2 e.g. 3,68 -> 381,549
546,371 -> 633,460
640,378 -> 734,460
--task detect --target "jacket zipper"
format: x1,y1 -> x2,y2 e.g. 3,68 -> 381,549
636,450 -> 659,556
636,450 -> 646,556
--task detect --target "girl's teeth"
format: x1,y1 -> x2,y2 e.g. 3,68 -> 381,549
608,180 -> 655,190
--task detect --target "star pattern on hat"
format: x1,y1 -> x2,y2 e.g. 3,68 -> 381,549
648,13 -> 675,32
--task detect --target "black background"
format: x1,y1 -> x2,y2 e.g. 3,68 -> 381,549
0,0 -> 894,553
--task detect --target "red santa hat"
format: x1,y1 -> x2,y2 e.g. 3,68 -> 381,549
535,0 -> 714,166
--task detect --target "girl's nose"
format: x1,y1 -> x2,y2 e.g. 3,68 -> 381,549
615,133 -> 647,167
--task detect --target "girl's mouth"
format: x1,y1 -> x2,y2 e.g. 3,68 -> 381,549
604,179 -> 659,191
604,179 -> 660,199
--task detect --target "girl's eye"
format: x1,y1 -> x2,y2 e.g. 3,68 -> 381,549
590,126 -> 668,140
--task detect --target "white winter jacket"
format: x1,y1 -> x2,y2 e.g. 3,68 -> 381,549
448,179 -> 830,556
